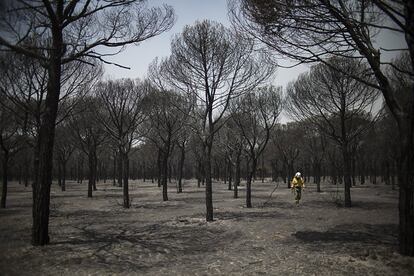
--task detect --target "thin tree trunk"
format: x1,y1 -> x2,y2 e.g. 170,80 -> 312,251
234,148 -> 241,199
57,162 -> 62,187
261,154 -> 265,183
118,148 -> 123,187
227,160 -> 232,190
113,151 -> 117,186
246,158 -> 256,208
342,145 -> 352,207
157,148 -> 162,188
177,145 -> 185,193
87,150 -> 96,198
205,141 -> 213,221
123,152 -> 130,208
62,160 -> 66,192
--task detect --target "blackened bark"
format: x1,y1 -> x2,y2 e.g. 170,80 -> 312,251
117,148 -> 123,187
246,158 -> 257,208
197,160 -> 201,188
113,151 -> 117,186
87,149 -> 96,198
205,141 -> 213,221
342,145 -> 352,207
123,153 -> 130,208
32,42 -> 62,245
397,118 -> 414,255
234,148 -> 241,199
162,149 -> 169,201
157,148 -> 162,188
61,161 -> 66,192
261,155 -> 265,183
315,161 -> 321,192
1,151 -> 9,208
177,145 -> 185,193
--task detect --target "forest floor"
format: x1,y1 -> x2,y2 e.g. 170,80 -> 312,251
1,178 -> 413,276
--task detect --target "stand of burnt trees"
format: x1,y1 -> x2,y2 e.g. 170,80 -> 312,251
0,1 -> 409,253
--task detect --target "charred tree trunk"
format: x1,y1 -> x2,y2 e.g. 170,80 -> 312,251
87,149 -> 97,198
112,152 -> 117,186
197,160 -> 201,188
162,148 -> 169,201
122,152 -> 130,208
234,147 -> 242,199
117,148 -> 123,187
32,41 -> 62,246
177,144 -> 185,193
205,139 -> 214,221
57,162 -> 62,187
1,151 -> 9,208
157,148 -> 162,188
261,155 -> 265,183
397,119 -> 414,255
246,157 -> 257,208
315,161 -> 321,192
342,145 -> 352,207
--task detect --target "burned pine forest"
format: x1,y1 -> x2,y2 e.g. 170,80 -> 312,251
0,1 -> 413,275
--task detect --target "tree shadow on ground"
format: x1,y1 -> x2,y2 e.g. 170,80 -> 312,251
350,201 -> 397,210
50,222 -> 241,273
214,210 -> 288,221
293,223 -> 398,249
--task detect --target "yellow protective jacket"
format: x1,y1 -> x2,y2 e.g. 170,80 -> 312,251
291,177 -> 305,188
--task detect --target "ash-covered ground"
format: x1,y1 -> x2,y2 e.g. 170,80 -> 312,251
1,179 -> 413,275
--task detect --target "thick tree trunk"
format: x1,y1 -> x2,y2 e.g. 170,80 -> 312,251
397,119 -> 414,255
1,152 -> 9,208
32,48 -> 62,246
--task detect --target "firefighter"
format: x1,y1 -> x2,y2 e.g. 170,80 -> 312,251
291,172 -> 305,205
